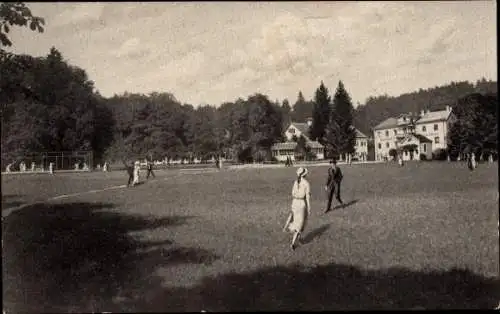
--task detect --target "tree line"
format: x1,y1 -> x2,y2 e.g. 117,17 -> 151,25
1,3 -> 497,167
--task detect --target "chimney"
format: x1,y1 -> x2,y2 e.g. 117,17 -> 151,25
420,109 -> 425,116
306,117 -> 313,127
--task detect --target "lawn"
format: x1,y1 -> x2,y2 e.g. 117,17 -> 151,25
2,161 -> 499,312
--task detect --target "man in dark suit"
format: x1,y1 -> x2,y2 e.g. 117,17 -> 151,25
325,159 -> 344,213
146,158 -> 155,179
122,159 -> 135,187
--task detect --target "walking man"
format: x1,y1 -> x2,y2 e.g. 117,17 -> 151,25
146,158 -> 155,179
122,159 -> 135,187
325,159 -> 344,213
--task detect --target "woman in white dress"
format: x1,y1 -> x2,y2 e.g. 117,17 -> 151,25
283,167 -> 311,250
133,161 -> 140,185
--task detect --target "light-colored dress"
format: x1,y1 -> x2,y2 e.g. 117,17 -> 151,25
288,179 -> 310,233
133,164 -> 140,184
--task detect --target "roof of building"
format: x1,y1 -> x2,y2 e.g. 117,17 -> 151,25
306,141 -> 324,149
412,133 -> 432,143
289,122 -> 310,136
416,109 -> 452,124
271,142 -> 297,150
355,129 -> 368,138
373,117 -> 399,130
374,108 -> 452,130
398,133 -> 432,144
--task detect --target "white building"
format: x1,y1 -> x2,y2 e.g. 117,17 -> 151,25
354,129 -> 369,161
272,118 -> 368,162
272,118 -> 325,161
373,105 -> 455,161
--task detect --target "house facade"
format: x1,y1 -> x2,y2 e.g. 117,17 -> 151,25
272,118 -> 325,161
373,105 -> 455,161
354,129 -> 369,161
272,118 -> 368,162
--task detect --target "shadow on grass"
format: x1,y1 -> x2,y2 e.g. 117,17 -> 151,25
302,224 -> 330,244
2,202 -> 218,313
123,263 -> 500,311
332,199 -> 359,210
1,194 -> 26,211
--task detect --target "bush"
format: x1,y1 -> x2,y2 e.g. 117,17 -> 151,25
432,148 -> 448,160
420,153 -> 427,161
389,148 -> 398,160
305,151 -> 317,161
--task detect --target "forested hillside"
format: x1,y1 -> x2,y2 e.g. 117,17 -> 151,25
353,79 -> 497,135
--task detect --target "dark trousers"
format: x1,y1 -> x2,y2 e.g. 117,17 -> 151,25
126,166 -> 134,186
146,167 -> 155,179
327,182 -> 343,210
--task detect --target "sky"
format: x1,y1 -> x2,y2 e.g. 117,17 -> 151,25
6,1 -> 497,107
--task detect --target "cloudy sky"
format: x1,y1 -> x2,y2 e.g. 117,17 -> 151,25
7,1 -> 497,107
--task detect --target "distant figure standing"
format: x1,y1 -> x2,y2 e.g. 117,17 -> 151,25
5,162 -> 12,173
218,156 -> 223,169
133,161 -> 140,185
49,162 -> 54,175
325,159 -> 344,213
467,153 -> 476,171
31,162 -> 35,172
283,167 -> 311,250
215,156 -> 222,170
146,159 -> 155,179
488,154 -> 494,163
103,162 -> 108,172
398,154 -> 404,167
20,161 -> 26,172
122,160 -> 135,187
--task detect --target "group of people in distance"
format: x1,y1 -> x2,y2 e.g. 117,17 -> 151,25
283,159 -> 344,250
123,159 -> 156,187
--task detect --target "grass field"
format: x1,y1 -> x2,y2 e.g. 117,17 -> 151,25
2,161 -> 499,312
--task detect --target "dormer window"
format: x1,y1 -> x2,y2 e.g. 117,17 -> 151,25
289,128 -> 295,134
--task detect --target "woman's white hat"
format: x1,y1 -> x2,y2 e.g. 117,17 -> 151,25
296,167 -> 308,177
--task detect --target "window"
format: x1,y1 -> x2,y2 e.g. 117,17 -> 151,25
378,143 -> 382,149
378,131 -> 381,137
394,130 -> 397,135
434,124 -> 438,131
289,128 -> 295,134
422,126 -> 426,132
386,142 -> 389,148
385,130 -> 389,137
423,144 -> 427,152
434,137 -> 439,144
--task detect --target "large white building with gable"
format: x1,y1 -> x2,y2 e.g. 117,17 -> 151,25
373,105 -> 456,161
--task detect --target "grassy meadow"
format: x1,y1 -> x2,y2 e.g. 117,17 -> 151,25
2,161 -> 499,311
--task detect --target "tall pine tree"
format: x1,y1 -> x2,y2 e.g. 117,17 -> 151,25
281,98 -> 292,128
310,81 -> 331,143
292,91 -> 314,122
324,81 -> 356,159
